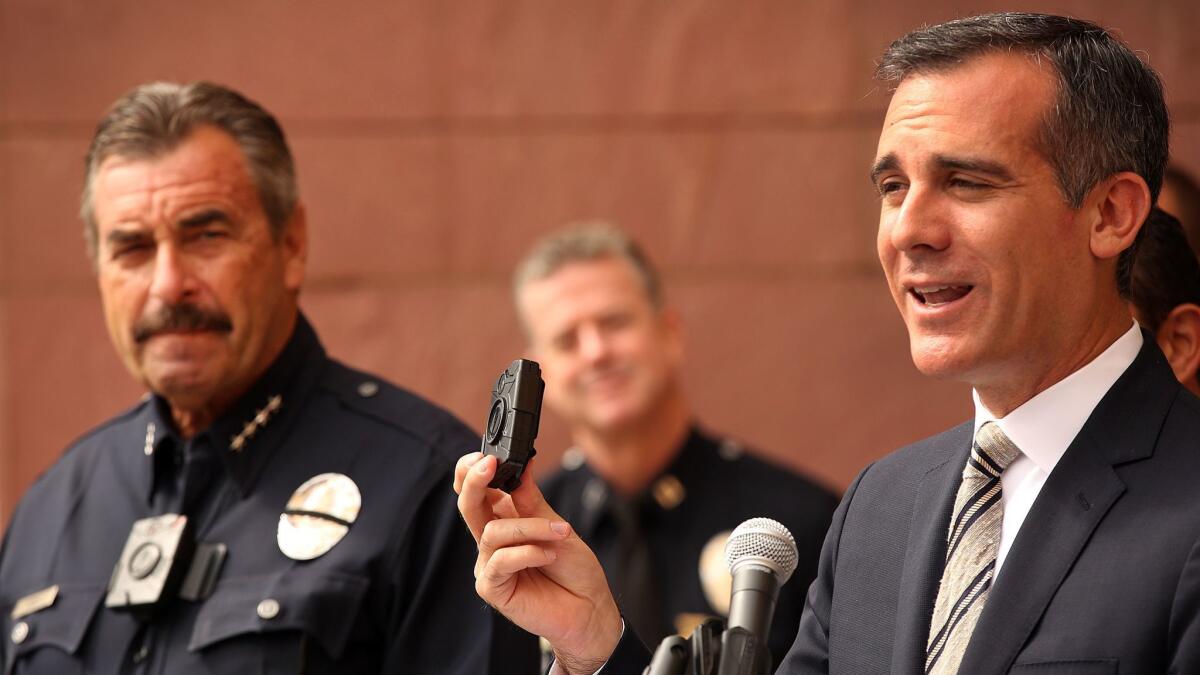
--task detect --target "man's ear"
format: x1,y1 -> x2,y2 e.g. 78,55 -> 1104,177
282,202 -> 309,292
1155,303 -> 1200,392
1088,171 -> 1152,261
658,307 -> 685,365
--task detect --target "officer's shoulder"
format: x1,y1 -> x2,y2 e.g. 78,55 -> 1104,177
702,433 -> 837,500
317,358 -> 477,461
21,399 -> 150,497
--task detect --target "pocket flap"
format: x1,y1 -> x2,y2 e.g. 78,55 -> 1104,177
188,572 -> 368,659
6,584 -> 103,659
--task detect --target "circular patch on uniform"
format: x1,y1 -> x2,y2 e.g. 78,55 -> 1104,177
277,473 -> 362,561
699,530 -> 733,615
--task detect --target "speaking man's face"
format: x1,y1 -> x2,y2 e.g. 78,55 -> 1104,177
518,256 -> 683,436
873,52 -> 1101,397
90,125 -> 306,414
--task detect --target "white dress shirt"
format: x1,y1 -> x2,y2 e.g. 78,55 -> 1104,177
974,322 -> 1142,576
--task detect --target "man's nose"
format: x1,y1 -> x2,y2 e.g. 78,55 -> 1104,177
577,325 -> 612,362
884,184 -> 952,254
148,245 -> 196,304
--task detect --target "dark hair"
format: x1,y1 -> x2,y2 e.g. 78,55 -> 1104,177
1162,165 -> 1200,256
80,81 -> 296,257
877,12 -> 1169,209
1128,207 -> 1200,333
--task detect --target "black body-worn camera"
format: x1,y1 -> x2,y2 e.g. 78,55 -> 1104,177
106,514 -> 195,617
481,358 -> 544,492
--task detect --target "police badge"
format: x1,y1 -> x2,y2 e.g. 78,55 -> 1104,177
277,473 -> 362,561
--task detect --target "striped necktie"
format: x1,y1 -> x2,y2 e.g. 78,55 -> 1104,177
926,422 -> 1022,674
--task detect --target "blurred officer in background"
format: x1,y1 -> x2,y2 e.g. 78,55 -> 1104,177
512,223 -> 838,664
0,81 -> 535,674
1160,164 -> 1200,254
1127,207 -> 1200,396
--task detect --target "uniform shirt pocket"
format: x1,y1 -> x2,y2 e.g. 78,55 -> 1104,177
188,571 -> 368,661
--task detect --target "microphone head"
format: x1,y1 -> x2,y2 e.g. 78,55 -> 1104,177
724,517 -> 799,584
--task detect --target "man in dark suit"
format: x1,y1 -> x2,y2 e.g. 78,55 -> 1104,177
454,12 -> 1200,674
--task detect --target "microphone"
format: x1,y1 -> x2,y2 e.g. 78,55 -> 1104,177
718,518 -> 798,675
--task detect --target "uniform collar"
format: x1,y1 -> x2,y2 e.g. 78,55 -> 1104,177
141,313 -> 326,503
575,425 -> 716,535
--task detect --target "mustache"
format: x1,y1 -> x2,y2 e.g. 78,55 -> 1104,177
133,303 -> 233,343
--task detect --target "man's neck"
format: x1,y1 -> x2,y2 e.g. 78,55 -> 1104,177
166,308 -> 300,440
976,312 -> 1135,417
574,392 -> 691,497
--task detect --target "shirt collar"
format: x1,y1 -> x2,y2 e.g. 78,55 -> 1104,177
972,322 -> 1143,475
142,313 -> 326,503
575,425 -> 703,535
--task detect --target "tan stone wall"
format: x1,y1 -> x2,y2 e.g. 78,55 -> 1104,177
2,0 -> 1198,522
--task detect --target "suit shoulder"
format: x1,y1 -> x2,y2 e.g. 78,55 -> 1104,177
317,358 -> 478,464
867,420 -> 972,476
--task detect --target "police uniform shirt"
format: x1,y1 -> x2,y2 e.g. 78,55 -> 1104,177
540,428 -> 839,668
0,315 -> 537,675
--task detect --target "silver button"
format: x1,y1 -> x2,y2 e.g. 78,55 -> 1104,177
357,381 -> 379,398
560,447 -> 585,471
11,621 -> 29,644
257,598 -> 280,620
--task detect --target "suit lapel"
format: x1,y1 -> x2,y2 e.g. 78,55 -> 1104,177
956,335 -> 1177,675
891,422 -> 972,675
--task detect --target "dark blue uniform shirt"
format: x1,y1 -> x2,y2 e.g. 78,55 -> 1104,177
0,315 -> 536,674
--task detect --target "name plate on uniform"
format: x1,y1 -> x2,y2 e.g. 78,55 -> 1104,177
12,585 -> 58,620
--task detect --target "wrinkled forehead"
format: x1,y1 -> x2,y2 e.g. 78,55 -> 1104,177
90,131 -> 260,231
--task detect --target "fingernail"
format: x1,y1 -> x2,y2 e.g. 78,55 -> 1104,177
476,457 -> 490,473
464,453 -> 482,467
545,548 -> 558,562
550,521 -> 570,536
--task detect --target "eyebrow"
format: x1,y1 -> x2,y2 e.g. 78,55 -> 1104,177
105,228 -> 152,249
934,155 -> 1016,182
178,209 -> 232,229
869,153 -> 899,185
868,153 -> 1016,184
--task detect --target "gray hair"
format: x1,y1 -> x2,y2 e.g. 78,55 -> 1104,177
80,81 -> 297,257
877,12 -> 1169,210
513,222 -> 663,312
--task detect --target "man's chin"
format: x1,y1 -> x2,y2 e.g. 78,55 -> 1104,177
909,337 -> 976,381
142,365 -> 219,406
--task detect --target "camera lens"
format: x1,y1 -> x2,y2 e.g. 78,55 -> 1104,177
486,399 -> 506,443
129,542 -> 163,579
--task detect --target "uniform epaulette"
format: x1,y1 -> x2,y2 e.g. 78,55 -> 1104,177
318,358 -> 477,463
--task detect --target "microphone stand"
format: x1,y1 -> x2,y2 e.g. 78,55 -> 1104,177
642,620 -> 769,675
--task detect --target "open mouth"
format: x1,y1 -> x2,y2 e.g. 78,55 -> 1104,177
910,285 -> 973,307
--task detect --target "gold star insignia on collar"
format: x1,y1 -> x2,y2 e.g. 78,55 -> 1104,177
143,423 -> 156,456
230,395 -> 283,452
